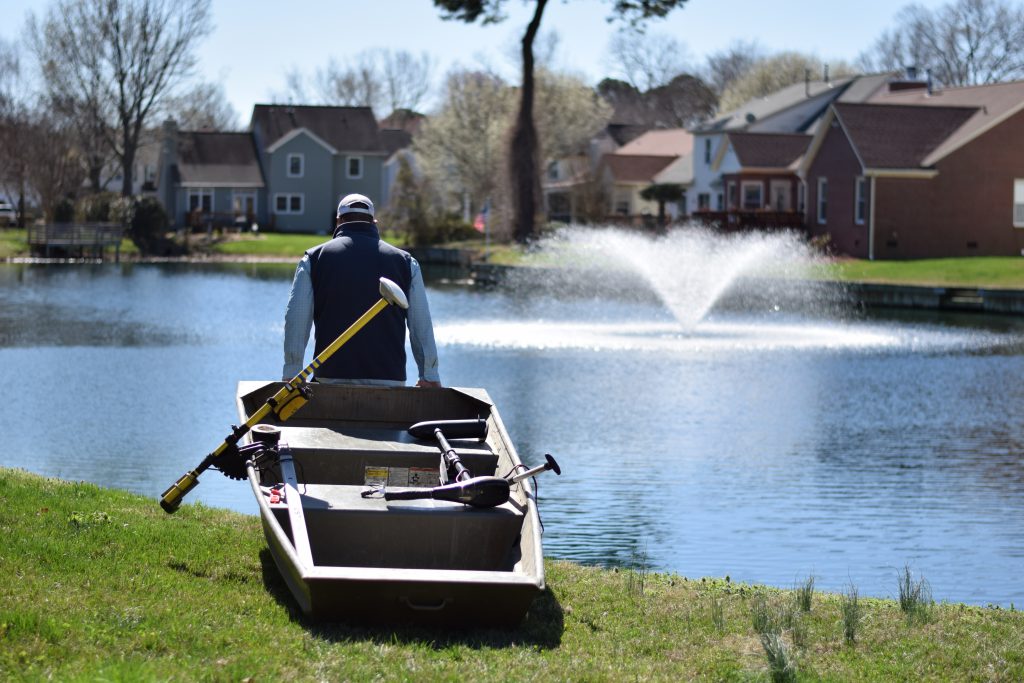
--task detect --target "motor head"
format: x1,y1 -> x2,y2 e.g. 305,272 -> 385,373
379,277 -> 409,309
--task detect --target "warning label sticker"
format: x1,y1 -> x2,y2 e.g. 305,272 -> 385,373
364,466 -> 389,487
408,467 -> 436,488
387,467 -> 409,487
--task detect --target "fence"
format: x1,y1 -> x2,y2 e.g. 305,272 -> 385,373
27,223 -> 125,262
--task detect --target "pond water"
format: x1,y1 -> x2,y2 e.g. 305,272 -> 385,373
2,254 -> 1024,607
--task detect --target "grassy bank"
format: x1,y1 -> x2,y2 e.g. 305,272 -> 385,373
2,468 -> 1021,681
821,256 -> 1024,289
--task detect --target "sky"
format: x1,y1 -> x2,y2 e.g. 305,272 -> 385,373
3,0 -> 952,124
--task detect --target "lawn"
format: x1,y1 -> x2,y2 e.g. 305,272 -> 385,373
819,256 -> 1024,289
2,467 -> 1022,682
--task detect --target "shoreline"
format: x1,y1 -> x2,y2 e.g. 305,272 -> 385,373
5,254 -> 1024,315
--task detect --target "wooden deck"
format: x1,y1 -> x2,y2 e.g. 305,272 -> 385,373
27,223 -> 125,262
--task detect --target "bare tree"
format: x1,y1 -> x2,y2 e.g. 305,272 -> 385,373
30,0 -> 213,197
606,29 -> 692,91
703,40 -> 766,96
0,38 -> 35,225
165,81 -> 240,131
24,111 -> 87,221
285,49 -> 435,117
858,0 -> 1024,86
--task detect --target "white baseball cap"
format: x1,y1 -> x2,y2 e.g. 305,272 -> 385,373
337,193 -> 375,218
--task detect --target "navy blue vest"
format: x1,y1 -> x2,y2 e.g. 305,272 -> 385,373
305,222 -> 413,381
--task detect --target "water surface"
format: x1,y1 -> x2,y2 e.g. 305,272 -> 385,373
2,261 -> 1023,606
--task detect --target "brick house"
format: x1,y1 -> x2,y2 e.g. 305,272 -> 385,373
800,80 -> 1024,258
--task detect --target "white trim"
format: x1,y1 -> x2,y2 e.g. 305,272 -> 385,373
816,176 -> 828,225
346,155 -> 364,179
273,192 -> 305,215
266,127 -> 338,155
180,181 -> 264,189
287,153 -> 304,178
864,168 -> 939,179
1013,179 -> 1024,228
868,176 -> 877,260
854,176 -> 867,225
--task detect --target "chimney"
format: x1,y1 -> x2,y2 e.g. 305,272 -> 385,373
805,68 -> 811,97
823,63 -> 830,85
926,68 -> 933,96
905,65 -> 918,81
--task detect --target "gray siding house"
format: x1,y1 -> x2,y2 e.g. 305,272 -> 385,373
158,105 -> 389,233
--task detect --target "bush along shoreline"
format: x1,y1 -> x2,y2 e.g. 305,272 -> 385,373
2,467 -> 1022,682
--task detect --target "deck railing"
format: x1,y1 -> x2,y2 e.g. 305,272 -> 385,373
27,223 -> 125,261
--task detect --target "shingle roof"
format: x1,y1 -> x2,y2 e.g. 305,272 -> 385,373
868,79 -> 1024,164
614,128 -> 693,156
602,154 -> 676,183
379,128 -> 412,156
178,132 -> 264,186
834,102 -> 977,169
727,132 -> 810,168
251,105 -> 384,153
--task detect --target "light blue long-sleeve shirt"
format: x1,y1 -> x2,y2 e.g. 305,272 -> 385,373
282,254 -> 441,385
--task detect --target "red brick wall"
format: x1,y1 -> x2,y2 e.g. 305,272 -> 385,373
806,119 -> 869,257
874,109 -> 1024,258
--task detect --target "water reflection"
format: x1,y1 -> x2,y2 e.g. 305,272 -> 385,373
2,262 -> 1024,607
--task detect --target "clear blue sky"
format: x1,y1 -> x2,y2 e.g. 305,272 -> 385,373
4,0 -> 950,122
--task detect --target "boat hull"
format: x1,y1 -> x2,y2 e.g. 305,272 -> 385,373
239,381 -> 545,625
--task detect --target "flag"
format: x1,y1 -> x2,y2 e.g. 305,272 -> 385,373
473,202 -> 489,233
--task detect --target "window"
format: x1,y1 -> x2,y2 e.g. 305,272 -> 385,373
547,161 -> 559,181
716,193 -> 724,211
274,193 -> 304,215
727,182 -> 737,209
287,153 -> 304,178
677,190 -> 687,216
697,193 -> 710,210
797,182 -> 806,213
614,193 -> 630,215
817,177 -> 828,224
347,156 -> 363,179
855,177 -> 868,225
1014,179 -> 1024,227
741,181 -> 763,210
188,188 -> 213,213
704,139 -> 712,165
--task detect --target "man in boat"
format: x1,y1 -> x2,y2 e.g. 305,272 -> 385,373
282,193 -> 442,387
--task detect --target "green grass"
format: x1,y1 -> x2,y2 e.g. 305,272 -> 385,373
817,256 -> 1024,289
0,229 -> 30,258
2,467 -> 1023,682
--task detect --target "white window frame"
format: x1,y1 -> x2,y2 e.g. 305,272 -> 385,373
741,181 -> 763,210
232,190 -> 257,216
287,153 -> 304,178
727,181 -> 737,209
855,176 -> 867,225
704,139 -> 712,165
346,155 -> 363,179
273,193 -> 304,215
1014,179 -> 1024,228
697,192 -> 710,210
187,188 -> 213,213
817,177 -> 828,225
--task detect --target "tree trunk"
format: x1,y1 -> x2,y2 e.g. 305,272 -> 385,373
121,146 -> 134,197
510,0 -> 548,244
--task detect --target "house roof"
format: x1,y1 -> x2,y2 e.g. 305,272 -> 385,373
177,131 -> 264,187
602,154 -> 677,183
833,102 -> 978,169
613,128 -> 693,157
251,104 -> 384,154
726,132 -> 811,169
867,79 -> 1024,164
379,128 -> 413,157
694,73 -> 894,135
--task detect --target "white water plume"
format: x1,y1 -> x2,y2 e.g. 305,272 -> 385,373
533,225 -> 822,328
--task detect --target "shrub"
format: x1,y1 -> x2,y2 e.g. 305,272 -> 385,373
75,192 -> 120,223
841,583 -> 861,644
52,198 -> 75,223
128,197 -> 174,255
897,565 -> 934,624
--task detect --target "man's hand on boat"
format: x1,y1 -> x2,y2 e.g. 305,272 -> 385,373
416,379 -> 442,388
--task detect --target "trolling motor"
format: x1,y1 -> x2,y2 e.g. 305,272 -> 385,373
363,418 -> 561,508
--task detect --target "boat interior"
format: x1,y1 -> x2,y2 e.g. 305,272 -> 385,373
237,381 -> 536,575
